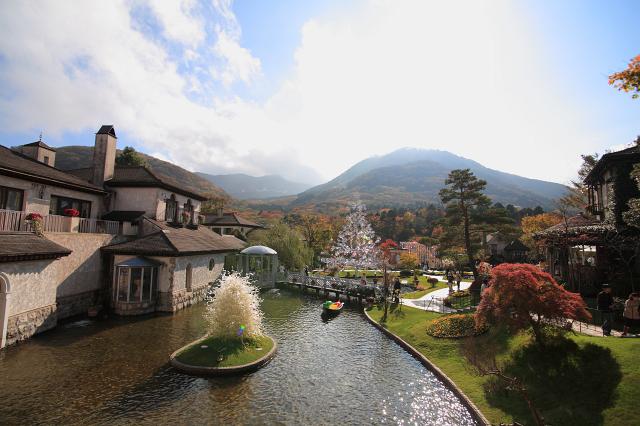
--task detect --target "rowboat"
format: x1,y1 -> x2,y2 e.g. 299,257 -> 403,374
322,300 -> 344,314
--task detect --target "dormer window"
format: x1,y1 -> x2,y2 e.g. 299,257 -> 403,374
183,199 -> 194,224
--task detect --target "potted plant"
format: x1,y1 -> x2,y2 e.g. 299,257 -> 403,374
63,208 -> 80,217
25,212 -> 44,236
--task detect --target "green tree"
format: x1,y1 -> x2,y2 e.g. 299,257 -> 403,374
116,146 -> 146,166
623,161 -> 640,228
248,222 -> 313,271
560,153 -> 599,211
439,169 -> 491,279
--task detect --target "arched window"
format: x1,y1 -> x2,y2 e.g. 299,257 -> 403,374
183,199 -> 194,224
185,263 -> 193,292
208,258 -> 215,271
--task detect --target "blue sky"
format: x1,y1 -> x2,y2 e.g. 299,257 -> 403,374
0,0 -> 638,185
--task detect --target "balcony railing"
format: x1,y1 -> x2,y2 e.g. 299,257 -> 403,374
0,209 -> 120,235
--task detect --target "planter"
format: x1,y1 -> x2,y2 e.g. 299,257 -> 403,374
64,216 -> 80,233
170,335 -> 277,376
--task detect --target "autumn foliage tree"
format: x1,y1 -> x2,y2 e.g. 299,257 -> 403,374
521,212 -> 563,254
476,264 -> 591,346
609,54 -> 640,99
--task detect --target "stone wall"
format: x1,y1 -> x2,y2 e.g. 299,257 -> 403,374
5,304 -> 57,346
56,290 -> 101,319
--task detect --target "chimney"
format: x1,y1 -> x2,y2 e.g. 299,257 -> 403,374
92,125 -> 117,186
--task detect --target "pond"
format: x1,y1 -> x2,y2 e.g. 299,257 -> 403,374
0,287 -> 476,425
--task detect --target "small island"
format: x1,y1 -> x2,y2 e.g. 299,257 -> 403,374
170,272 -> 277,376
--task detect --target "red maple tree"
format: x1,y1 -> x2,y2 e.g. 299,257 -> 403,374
475,263 -> 591,345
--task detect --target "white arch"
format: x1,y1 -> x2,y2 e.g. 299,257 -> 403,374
0,272 -> 11,349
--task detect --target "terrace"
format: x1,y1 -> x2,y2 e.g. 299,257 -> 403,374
0,209 -> 119,235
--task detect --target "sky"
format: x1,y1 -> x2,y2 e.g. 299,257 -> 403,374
0,0 -> 638,186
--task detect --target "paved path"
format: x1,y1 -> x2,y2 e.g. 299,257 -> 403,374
401,277 -> 472,313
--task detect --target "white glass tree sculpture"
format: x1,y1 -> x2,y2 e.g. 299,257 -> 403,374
326,202 -> 380,272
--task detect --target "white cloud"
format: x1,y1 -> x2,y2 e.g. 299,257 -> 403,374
0,0 -> 627,187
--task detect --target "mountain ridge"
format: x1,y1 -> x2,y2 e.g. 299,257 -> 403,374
197,172 -> 312,200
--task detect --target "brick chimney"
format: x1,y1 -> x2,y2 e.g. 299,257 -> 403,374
92,125 -> 117,187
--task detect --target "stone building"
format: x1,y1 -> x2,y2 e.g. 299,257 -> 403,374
0,125 -> 245,348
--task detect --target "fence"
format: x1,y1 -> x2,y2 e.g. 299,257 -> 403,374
0,209 -> 119,235
285,272 -> 381,298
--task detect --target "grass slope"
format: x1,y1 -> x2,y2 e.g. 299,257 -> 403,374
176,335 -> 274,368
367,304 -> 640,426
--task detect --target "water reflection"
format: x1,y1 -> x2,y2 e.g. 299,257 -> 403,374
0,287 -> 475,425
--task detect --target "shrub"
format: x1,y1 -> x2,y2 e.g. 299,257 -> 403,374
476,263 -> 590,345
63,208 -> 80,217
399,269 -> 412,278
427,277 -> 439,287
426,314 -> 488,338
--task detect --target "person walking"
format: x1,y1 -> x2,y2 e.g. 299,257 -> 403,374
597,284 -> 614,336
455,271 -> 462,292
622,293 -> 640,337
446,269 -> 454,294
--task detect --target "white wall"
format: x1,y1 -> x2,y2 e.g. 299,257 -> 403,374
173,253 -> 225,292
0,175 -> 104,218
110,186 -> 201,221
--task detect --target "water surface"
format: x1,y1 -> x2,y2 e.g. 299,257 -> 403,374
0,287 -> 475,425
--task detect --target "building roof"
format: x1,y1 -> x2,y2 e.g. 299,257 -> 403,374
539,214 -> 601,234
241,245 -> 277,255
102,210 -> 145,222
21,140 -> 56,151
96,125 -> 117,138
504,239 -> 530,252
0,145 -> 106,194
102,221 -> 245,256
585,145 -> 640,184
203,212 -> 263,228
68,165 -> 208,201
0,232 -> 72,262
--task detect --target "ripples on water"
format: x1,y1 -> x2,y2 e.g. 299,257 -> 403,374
0,287 -> 476,425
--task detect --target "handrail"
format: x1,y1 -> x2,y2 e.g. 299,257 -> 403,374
0,209 -> 119,235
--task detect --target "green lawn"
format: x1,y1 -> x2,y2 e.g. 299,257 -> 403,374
367,304 -> 640,426
402,280 -> 448,299
175,335 -> 274,368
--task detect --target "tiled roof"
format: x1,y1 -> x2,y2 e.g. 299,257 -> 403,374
585,145 -> 640,184
0,232 -> 72,262
504,239 -> 529,252
0,145 -> 105,194
102,210 -> 145,222
21,141 -> 56,151
540,214 -> 601,234
96,125 -> 117,138
102,221 -> 245,256
203,212 -> 263,228
68,165 -> 208,200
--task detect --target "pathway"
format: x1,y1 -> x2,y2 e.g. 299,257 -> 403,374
401,277 -> 472,313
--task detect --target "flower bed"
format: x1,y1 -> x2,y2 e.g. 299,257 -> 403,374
426,314 -> 488,338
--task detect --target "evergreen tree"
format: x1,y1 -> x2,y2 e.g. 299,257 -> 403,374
116,146 -> 146,166
439,169 -> 493,279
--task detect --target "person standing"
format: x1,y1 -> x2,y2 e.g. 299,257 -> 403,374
446,269 -> 454,294
622,293 -> 640,337
455,271 -> 462,292
597,284 -> 614,336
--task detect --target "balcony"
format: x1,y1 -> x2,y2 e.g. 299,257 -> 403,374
0,209 -> 120,235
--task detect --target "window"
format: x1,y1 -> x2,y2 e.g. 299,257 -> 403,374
186,263 -> 193,291
43,156 -> 50,165
0,186 -> 24,211
49,195 -> 91,217
208,258 -> 215,271
115,266 -> 157,303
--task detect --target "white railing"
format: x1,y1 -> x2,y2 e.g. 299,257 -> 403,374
78,217 -> 120,234
43,214 -> 66,232
286,272 -> 381,296
0,209 -> 119,235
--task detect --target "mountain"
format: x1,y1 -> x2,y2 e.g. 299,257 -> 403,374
291,148 -> 568,210
54,146 -> 229,200
197,172 -> 312,200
